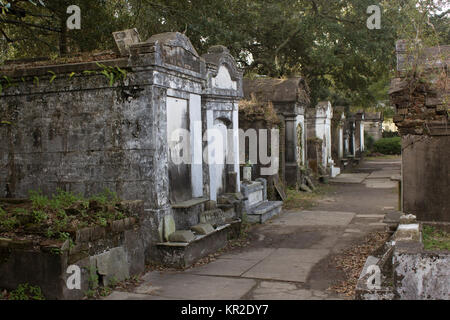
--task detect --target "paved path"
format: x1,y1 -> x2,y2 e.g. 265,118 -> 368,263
106,157 -> 401,300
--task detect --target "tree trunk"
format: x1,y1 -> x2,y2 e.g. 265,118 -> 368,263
59,17 -> 67,55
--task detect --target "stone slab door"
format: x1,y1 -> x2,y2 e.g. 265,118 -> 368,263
212,119 -> 229,198
167,97 -> 192,203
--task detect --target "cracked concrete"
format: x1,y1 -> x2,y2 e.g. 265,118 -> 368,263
104,157 -> 401,300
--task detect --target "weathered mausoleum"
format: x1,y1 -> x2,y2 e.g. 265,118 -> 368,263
0,30 -> 245,271
390,40 -> 449,222
306,101 -> 341,177
242,77 -> 310,189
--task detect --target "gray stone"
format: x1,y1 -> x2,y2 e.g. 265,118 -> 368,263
190,223 -> 215,235
299,184 -> 312,193
168,230 -> 195,243
204,200 -> 217,211
399,214 -> 417,224
199,209 -> 226,225
305,176 -> 316,190
393,248 -> 450,300
112,28 -> 141,55
393,224 -> 420,242
91,247 -> 130,286
163,215 -> 176,242
0,30 -> 245,268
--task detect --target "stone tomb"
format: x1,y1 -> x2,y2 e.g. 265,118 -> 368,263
149,36 -> 244,266
364,112 -> 383,141
331,107 -> 346,174
243,77 -> 310,189
354,111 -> 365,157
306,101 -> 341,177
0,30 -> 244,268
241,178 -> 283,224
389,40 -> 449,222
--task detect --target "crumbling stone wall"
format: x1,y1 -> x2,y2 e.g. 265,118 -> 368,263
0,68 -> 158,202
390,41 -> 449,222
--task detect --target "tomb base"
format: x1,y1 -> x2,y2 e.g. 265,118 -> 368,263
156,221 -> 240,268
241,178 -> 284,224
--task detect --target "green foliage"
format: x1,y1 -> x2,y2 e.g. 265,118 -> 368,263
0,206 -> 19,231
2,1 -> 447,113
382,130 -> 400,138
90,188 -> 120,205
87,266 -> 99,290
423,225 -> 450,251
31,210 -> 48,223
99,286 -> 112,297
8,283 -> 45,300
29,189 -> 50,209
1,188 -> 124,241
372,137 -> 401,155
365,133 -> 375,152
96,63 -> 127,87
49,188 -> 85,209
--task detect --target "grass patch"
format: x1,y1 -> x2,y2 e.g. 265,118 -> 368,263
423,225 -> 450,251
364,154 -> 401,161
0,188 -> 128,244
283,184 -> 334,210
1,283 -> 45,300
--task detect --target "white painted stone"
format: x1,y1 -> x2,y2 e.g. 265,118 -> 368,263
356,214 -> 386,218
243,166 -> 252,181
330,165 -> 341,178
206,110 -> 217,201
248,190 -> 263,206
212,65 -> 237,90
189,94 -> 203,197
232,108 -> 241,192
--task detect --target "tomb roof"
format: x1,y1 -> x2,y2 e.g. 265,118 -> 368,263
243,77 -> 310,105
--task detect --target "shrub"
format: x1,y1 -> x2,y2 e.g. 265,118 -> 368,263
373,137 -> 401,155
8,284 -> 45,300
382,130 -> 399,138
364,133 -> 375,152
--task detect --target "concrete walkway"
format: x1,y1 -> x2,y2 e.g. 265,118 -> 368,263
106,157 -> 401,300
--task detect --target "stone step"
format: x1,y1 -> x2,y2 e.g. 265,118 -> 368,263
247,201 -> 283,224
156,224 -> 231,268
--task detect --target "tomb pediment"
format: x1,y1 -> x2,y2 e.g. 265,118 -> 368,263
146,32 -> 199,57
202,45 -> 243,97
146,32 -> 202,73
212,65 -> 237,90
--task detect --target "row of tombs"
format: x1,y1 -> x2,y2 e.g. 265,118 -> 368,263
0,30 -> 367,296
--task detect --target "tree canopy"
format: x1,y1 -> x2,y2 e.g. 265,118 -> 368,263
1,0 -> 448,109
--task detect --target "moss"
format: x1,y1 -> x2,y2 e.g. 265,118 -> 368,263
423,225 -> 450,251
